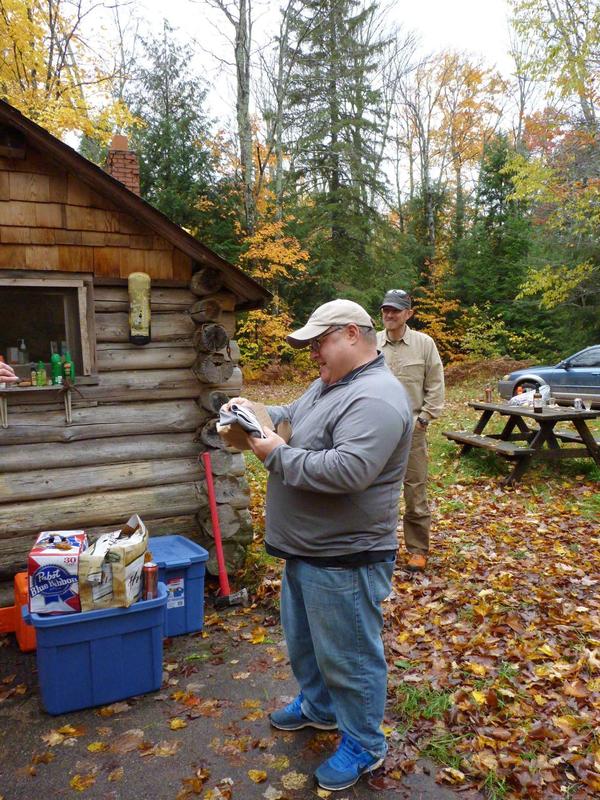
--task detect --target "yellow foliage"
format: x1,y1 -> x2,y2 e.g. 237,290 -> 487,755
238,219 -> 308,284
0,0 -> 134,141
517,261 -> 595,309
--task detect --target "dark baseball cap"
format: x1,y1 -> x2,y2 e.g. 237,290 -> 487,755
380,289 -> 412,310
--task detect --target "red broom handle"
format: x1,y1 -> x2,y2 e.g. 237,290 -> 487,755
202,451 -> 231,597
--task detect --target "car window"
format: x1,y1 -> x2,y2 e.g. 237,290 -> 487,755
569,346 -> 600,368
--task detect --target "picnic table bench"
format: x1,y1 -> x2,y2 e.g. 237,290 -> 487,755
444,401 -> 600,484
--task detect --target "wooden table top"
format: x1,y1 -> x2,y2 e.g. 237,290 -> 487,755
468,400 -> 599,421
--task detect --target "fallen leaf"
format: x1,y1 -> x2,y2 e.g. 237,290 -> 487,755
97,701 -> 131,717
169,717 -> 188,730
437,767 -> 465,784
109,729 -> 144,754
248,769 -> 268,783
251,626 -> 267,644
86,742 -> 109,753
108,767 -> 124,782
70,774 -> 96,792
281,770 -> 308,790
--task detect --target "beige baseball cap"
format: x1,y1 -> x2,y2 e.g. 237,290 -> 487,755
286,299 -> 374,348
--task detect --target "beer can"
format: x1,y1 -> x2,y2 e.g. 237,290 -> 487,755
142,561 -> 159,600
574,397 -> 583,410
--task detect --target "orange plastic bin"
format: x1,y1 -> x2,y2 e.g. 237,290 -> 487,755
0,572 -> 36,652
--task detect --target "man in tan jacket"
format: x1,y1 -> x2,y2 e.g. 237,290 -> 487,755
376,290 -> 445,572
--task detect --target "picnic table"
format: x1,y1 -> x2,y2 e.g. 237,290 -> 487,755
444,400 -> 600,484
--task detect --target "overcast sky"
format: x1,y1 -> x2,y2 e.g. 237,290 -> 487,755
135,0 -> 515,112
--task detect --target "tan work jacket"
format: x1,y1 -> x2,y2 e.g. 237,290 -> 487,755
376,326 -> 445,422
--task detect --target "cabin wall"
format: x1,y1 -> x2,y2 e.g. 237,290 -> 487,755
0,144 -> 192,281
0,280 -> 251,580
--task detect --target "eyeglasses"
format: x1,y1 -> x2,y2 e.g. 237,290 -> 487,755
309,326 -> 343,352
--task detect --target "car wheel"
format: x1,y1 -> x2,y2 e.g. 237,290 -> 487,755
513,380 -> 540,395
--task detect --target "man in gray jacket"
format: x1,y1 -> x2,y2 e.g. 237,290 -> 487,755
228,299 -> 412,792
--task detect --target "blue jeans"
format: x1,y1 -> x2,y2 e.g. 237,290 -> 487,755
280,557 -> 394,757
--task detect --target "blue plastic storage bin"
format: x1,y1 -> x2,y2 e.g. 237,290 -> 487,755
148,535 -> 208,636
25,583 -> 166,715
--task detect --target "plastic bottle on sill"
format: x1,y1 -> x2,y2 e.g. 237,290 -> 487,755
18,339 -> 28,365
62,352 -> 75,384
36,361 -> 47,387
51,353 -> 63,385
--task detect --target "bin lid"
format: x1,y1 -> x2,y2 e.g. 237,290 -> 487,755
24,583 -> 167,627
148,535 -> 209,570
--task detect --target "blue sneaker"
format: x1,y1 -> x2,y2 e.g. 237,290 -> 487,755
269,693 -> 337,731
315,733 -> 384,791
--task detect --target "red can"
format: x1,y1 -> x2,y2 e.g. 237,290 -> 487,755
142,561 -> 158,600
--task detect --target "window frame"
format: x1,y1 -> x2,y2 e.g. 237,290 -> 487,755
0,273 -> 97,379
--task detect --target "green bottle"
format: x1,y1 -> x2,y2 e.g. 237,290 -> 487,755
37,361 -> 47,387
62,351 -> 75,384
51,353 -> 63,385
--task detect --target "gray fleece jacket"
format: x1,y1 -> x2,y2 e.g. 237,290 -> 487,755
263,354 -> 413,557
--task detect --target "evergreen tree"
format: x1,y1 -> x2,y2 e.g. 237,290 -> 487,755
452,136 -> 531,321
126,22 -> 240,257
283,0 -> 389,293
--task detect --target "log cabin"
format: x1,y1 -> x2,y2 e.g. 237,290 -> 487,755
0,99 -> 270,595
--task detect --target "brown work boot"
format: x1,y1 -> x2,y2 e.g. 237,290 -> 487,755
407,553 -> 427,572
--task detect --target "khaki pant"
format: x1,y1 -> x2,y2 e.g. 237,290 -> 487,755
400,425 -> 430,554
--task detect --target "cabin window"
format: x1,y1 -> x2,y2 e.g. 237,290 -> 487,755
0,278 -> 95,380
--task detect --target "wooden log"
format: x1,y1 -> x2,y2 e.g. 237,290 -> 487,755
192,323 -> 229,352
0,399 -> 204,445
199,504 -> 242,539
220,311 -> 236,338
189,297 -> 222,324
97,342 -> 195,371
207,366 -> 243,395
198,449 -> 245,476
199,419 -> 225,449
95,312 -> 195,343
0,481 -> 208,540
219,339 -> 241,363
198,388 -> 230,413
77,369 -> 203,403
94,286 -> 196,312
0,457 -> 203,504
213,475 -> 250,507
0,433 -> 199,473
201,540 -> 248,577
192,353 -> 234,384
190,268 -> 223,297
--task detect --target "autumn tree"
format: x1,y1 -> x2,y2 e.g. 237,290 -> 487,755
510,0 -> 599,129
0,0 -> 131,140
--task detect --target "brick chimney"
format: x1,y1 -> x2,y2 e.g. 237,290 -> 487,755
105,134 -> 140,195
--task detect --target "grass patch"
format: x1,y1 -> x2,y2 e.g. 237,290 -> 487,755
421,730 -> 464,770
483,770 -> 508,800
394,684 -> 453,724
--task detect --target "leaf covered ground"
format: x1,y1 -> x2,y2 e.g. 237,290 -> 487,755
243,370 -> 600,799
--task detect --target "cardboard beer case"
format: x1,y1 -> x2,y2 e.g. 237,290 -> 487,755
79,515 -> 148,612
28,531 -> 88,615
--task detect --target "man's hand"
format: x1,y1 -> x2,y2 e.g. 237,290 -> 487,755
221,396 -> 254,413
248,427 -> 286,462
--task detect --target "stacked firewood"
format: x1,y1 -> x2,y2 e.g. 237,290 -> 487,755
188,268 -> 253,575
